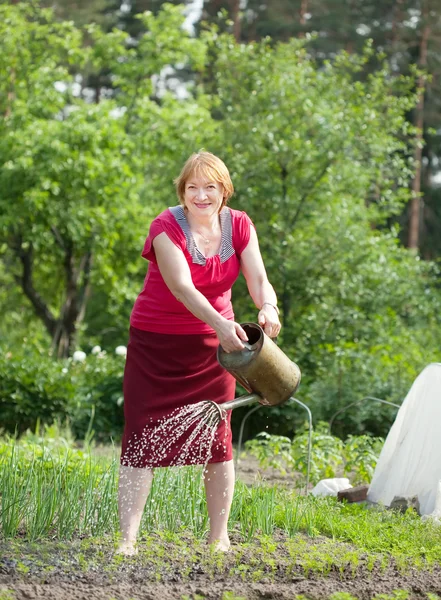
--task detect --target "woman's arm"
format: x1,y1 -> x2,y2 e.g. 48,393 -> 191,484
240,227 -> 281,338
153,232 -> 248,352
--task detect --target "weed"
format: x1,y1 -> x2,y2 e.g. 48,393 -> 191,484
221,592 -> 247,600
15,561 -> 30,575
373,591 -> 410,600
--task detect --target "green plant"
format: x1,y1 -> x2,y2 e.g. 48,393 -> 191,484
343,434 -> 384,484
221,592 -> 247,600
2,433 -> 441,575
246,423 -> 383,485
373,592 -> 410,600
292,423 -> 345,482
0,350 -> 125,442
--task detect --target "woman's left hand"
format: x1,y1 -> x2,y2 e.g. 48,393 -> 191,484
258,305 -> 281,338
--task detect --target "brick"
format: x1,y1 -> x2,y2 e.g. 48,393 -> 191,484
337,485 -> 369,503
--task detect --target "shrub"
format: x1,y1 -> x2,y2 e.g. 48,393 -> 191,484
0,349 -> 125,442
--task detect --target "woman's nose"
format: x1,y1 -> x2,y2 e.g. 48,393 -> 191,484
197,189 -> 208,200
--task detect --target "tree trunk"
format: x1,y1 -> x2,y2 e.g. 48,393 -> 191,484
391,0 -> 404,46
231,0 -> 240,42
52,249 -> 93,358
14,231 -> 93,358
298,0 -> 308,37
408,3 -> 430,250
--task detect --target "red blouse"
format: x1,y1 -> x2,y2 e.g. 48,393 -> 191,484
130,206 -> 253,334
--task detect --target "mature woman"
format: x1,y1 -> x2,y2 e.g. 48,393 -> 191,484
118,151 -> 281,555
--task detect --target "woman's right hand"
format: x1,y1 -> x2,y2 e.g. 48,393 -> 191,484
215,320 -> 249,353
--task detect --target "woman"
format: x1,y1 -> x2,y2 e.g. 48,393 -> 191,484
118,151 -> 281,555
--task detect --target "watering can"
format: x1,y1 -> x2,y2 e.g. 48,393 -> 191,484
215,322 -> 301,413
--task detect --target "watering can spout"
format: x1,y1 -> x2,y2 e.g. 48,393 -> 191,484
216,323 -> 301,411
207,393 -> 261,420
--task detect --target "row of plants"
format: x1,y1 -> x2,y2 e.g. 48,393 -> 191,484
2,428 -> 441,570
0,346 -> 385,485
245,422 -> 384,485
0,343 -> 408,446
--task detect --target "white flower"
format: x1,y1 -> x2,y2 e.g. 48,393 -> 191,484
91,345 -> 102,354
72,350 -> 87,362
62,367 -> 68,374
115,345 -> 127,357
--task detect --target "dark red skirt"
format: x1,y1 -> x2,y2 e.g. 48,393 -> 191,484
120,326 -> 236,468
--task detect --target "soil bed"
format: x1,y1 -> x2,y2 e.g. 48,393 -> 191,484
1,530 -> 440,600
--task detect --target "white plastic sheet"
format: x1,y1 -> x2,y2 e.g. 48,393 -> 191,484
367,363 -> 441,518
311,478 -> 352,497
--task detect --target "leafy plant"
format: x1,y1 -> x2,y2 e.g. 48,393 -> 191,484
343,434 -> 384,484
245,423 -> 384,485
0,350 -> 125,441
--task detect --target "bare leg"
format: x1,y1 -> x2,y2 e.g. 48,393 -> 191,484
117,465 -> 153,555
204,459 -> 235,551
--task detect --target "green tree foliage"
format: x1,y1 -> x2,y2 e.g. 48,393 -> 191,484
202,0 -> 441,255
202,33 -> 441,435
0,2 -> 207,357
1,2 -> 441,440
39,0 -> 115,30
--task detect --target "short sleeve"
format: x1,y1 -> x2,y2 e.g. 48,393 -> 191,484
232,210 -> 255,256
141,212 -> 186,263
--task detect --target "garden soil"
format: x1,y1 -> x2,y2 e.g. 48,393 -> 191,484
1,458 -> 440,600
2,532 -> 441,600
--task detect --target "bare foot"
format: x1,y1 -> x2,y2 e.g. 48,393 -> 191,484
116,541 -> 138,556
208,538 -> 231,552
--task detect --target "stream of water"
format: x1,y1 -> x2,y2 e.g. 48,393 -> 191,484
121,400 -> 226,468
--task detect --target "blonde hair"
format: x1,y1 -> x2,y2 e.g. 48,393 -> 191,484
174,151 -> 234,210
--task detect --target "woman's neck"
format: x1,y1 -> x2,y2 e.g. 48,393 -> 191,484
184,208 -> 221,232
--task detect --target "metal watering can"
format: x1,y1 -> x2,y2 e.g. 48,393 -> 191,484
211,322 -> 312,493
215,322 -> 301,413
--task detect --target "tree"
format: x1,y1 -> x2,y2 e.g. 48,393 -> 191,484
199,32 -> 441,435
200,0 -> 441,256
0,2 -> 209,357
39,0 -> 114,29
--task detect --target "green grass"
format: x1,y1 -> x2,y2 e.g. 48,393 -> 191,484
1,435 -> 441,573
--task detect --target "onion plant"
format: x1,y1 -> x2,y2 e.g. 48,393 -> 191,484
2,436 -> 441,571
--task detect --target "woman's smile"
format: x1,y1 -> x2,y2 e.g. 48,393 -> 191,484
184,177 -> 224,219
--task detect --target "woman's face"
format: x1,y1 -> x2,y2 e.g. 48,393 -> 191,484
183,175 -> 224,220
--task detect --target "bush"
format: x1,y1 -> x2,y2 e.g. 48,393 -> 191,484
0,349 -> 125,442
245,422 -> 384,485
